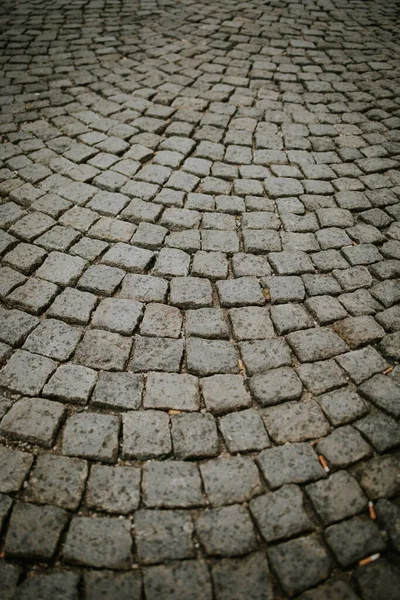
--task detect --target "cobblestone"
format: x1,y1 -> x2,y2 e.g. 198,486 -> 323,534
0,0 -> 399,594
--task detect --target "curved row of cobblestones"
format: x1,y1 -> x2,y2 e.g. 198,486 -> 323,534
0,0 -> 399,598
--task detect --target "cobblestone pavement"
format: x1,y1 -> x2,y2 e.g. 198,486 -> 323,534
0,0 -> 400,597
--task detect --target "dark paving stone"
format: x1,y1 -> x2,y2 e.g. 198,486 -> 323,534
325,516 -> 386,567
86,465 -> 141,514
14,572 -> 80,600
355,560 -> 400,600
24,454 -> 88,510
142,462 -> 205,508
211,553 -> 273,600
262,400 -> 330,444
84,571 -> 142,600
316,425 -> 372,468
0,446 -> 33,493
268,535 -> 331,595
249,367 -> 303,406
143,561 -> 212,600
135,509 -> 195,564
352,455 -> 400,500
5,501 -> 68,560
200,456 -> 262,506
250,484 -> 313,542
63,516 -> 132,569
306,470 -> 367,525
257,442 -> 326,489
195,504 -> 257,557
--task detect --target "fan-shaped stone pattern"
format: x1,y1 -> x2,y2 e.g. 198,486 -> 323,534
0,0 -> 399,596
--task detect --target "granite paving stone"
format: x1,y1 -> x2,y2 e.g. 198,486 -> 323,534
325,516 -> 386,567
122,410 -> 171,459
352,455 -> 400,500
353,409 -> 400,452
200,374 -> 252,415
74,329 -> 132,371
268,535 -> 331,595
143,561 -> 212,600
218,409 -> 271,453
91,372 -> 143,410
91,298 -> 143,335
12,572 -> 80,600
63,516 -> 132,569
317,387 -> 369,426
249,367 -> 303,406
135,509 -> 195,564
62,413 -> 120,463
355,560 -> 400,600
23,318 -> 83,361
200,456 -> 262,506
83,571 -> 142,600
262,400 -> 330,444
316,425 -> 372,468
5,501 -> 69,561
195,505 -> 257,557
142,461 -> 204,508
250,484 -> 313,542
257,443 -> 326,489
0,397 -> 65,447
211,553 -> 273,600
306,471 -> 368,525
0,446 -> 33,494
86,465 -> 140,513
24,454 -> 88,510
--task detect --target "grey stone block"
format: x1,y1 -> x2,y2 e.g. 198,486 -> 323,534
211,553 -> 273,600
171,413 -> 219,459
144,372 -> 199,411
325,516 -> 385,567
267,535 -> 331,595
92,298 -> 143,335
74,329 -> 132,370
201,456 -> 262,507
0,397 -> 65,447
143,561 -> 212,600
186,338 -> 239,376
5,501 -> 68,560
91,372 -> 143,410
135,509 -> 195,564
62,413 -> 120,463
131,336 -> 183,372
201,374 -> 252,415
0,446 -> 33,494
250,484 -> 313,542
287,328 -> 349,362
186,308 -> 229,339
23,318 -> 82,362
140,303 -> 182,338
316,425 -> 372,468
24,454 -> 88,510
218,409 -> 270,453
249,367 -> 303,406
317,387 -> 368,425
142,461 -> 205,508
306,470 -> 367,525
195,505 -> 257,557
86,465 -> 141,513
297,359 -> 347,395
229,307 -> 275,340
239,339 -> 292,375
122,410 -> 171,459
63,516 -> 132,569
257,443 -> 326,489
